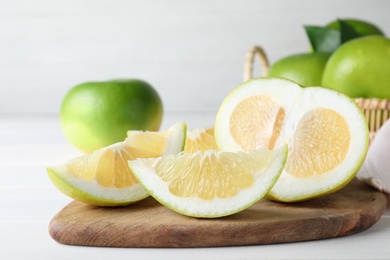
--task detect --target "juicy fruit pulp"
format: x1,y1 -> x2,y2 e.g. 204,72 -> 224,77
322,36 -> 390,99
129,145 -> 287,218
47,122 -> 186,206
284,108 -> 350,178
184,128 -> 218,153
68,143 -> 139,188
61,79 -> 163,153
215,77 -> 368,202
229,95 -> 285,150
268,52 -> 331,87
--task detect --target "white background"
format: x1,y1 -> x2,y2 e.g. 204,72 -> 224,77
1,0 -> 390,116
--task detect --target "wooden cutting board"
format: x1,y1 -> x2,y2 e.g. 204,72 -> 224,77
49,179 -> 388,248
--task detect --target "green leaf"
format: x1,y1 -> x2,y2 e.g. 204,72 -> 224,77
304,26 -> 341,53
339,19 -> 361,43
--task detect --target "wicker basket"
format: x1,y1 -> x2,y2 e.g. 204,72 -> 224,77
243,45 -> 390,144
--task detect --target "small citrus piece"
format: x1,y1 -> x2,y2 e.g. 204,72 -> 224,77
184,127 -> 218,153
215,77 -> 368,202
47,122 -> 186,206
129,145 -> 287,218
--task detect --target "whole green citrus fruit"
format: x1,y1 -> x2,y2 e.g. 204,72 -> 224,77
268,52 -> 331,86
60,79 -> 163,153
322,36 -> 390,98
326,18 -> 384,37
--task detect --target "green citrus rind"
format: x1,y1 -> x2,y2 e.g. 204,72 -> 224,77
47,166 -> 149,207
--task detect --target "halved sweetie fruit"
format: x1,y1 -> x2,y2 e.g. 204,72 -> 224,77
214,77 -> 368,202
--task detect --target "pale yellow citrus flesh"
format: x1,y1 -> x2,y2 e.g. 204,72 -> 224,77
68,145 -> 141,188
125,133 -> 167,158
286,108 -> 350,178
184,128 -> 218,153
229,95 -> 351,180
47,143 -> 150,207
67,133 -> 171,189
230,96 -> 285,150
205,127 -> 214,135
78,122 -> 185,188
145,151 -> 271,200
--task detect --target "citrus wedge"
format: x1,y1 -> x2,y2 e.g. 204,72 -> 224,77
215,77 -> 368,202
184,127 -> 218,153
47,122 -> 187,206
128,145 -> 287,218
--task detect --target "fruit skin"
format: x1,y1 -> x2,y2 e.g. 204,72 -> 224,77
60,79 -> 163,153
268,52 -> 331,86
47,166 -> 143,207
322,36 -> 390,98
326,18 -> 384,37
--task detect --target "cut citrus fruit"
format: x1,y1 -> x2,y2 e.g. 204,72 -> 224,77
47,122 -> 187,206
184,127 -> 218,153
128,145 -> 287,218
214,77 -> 368,202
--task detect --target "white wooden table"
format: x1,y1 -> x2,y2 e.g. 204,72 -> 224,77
1,114 -> 389,260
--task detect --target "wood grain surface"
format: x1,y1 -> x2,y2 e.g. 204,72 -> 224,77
49,179 -> 388,248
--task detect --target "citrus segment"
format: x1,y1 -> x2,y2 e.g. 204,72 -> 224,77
126,122 -> 186,156
129,145 -> 287,218
215,78 -> 368,202
286,108 -> 350,178
184,128 -> 218,153
230,95 -> 285,150
47,143 -> 148,207
47,122 -> 186,206
205,127 -> 214,135
124,134 -> 166,157
216,78 -> 300,153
